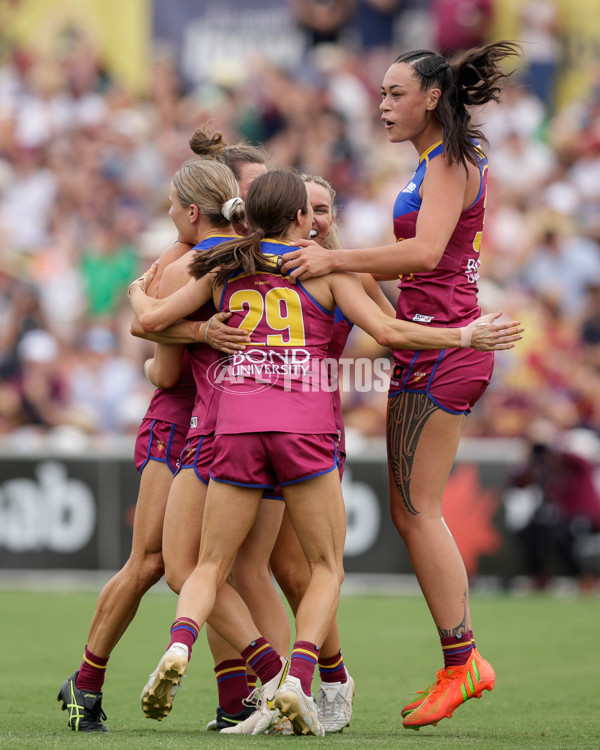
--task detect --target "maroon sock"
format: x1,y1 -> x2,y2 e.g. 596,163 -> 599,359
289,641 -> 319,696
167,617 -> 199,657
318,650 -> 347,684
76,647 -> 109,693
214,659 -> 250,714
241,637 -> 282,685
441,629 -> 475,667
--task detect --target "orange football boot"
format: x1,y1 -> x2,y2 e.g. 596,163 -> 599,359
402,649 -> 495,729
401,680 -> 436,717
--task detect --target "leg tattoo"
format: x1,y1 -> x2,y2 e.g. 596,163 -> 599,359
437,591 -> 468,638
387,392 -> 438,515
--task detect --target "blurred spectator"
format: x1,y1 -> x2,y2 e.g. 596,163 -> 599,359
66,326 -> 147,434
79,217 -> 138,321
0,274 -> 46,379
507,422 -> 600,590
431,0 -> 493,56
0,144 -> 57,252
490,128 -> 556,204
520,223 -> 600,318
351,1 -> 403,52
518,0 -> 562,113
291,0 -> 356,49
14,328 -> 69,431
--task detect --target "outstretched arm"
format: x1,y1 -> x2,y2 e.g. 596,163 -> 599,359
359,273 -> 396,317
329,272 -> 523,352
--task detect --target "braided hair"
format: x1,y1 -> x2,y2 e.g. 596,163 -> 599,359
394,42 -> 521,168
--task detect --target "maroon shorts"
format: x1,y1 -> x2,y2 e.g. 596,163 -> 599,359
134,418 -> 189,474
389,347 -> 494,414
210,432 -> 340,491
263,448 -> 346,500
175,432 -> 215,485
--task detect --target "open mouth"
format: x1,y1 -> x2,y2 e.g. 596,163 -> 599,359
309,229 -> 318,238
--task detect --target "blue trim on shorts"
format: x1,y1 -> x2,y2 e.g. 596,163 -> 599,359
178,465 -> 209,485
399,351 -> 420,389
139,420 -> 179,475
165,424 -> 180,473
279,435 -> 340,487
209,472 -> 276,491
175,435 -> 210,484
388,350 -> 468,415
388,388 -> 468,416
137,419 -> 155,474
262,492 -> 284,501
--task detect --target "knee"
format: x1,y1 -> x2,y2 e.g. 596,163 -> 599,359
164,563 -> 192,594
124,551 -> 165,592
390,503 -> 410,538
272,562 -> 309,607
142,552 -> 165,587
309,557 -> 345,588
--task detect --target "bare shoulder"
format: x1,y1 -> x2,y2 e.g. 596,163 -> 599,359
146,241 -> 194,297
421,153 -> 468,208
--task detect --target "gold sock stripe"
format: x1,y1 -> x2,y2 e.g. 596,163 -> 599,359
174,618 -> 200,635
442,638 -> 475,651
319,655 -> 344,669
82,656 -> 107,670
293,647 -> 318,660
248,642 -> 269,661
216,665 -> 247,678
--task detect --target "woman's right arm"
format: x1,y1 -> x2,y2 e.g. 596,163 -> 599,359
329,272 -> 523,352
282,157 -> 467,280
129,273 -> 212,332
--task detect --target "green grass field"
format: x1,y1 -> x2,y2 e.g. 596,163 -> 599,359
1,588 -> 599,749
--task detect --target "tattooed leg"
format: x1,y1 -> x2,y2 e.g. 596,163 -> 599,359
437,592 -> 468,638
387,392 -> 438,515
386,394 -> 471,633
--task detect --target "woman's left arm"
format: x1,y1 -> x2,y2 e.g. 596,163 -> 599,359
282,158 -> 467,280
129,274 -> 212,332
359,273 -> 396,317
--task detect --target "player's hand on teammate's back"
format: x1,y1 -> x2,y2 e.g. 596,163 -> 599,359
205,311 -> 250,354
280,240 -> 334,281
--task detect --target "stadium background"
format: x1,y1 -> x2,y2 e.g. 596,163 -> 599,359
1,0 -> 600,586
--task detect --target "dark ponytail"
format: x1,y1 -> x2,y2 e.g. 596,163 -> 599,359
188,232 -> 273,286
395,41 -> 522,168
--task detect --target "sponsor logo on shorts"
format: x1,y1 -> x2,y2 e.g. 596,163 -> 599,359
412,371 -> 428,383
190,416 -> 198,428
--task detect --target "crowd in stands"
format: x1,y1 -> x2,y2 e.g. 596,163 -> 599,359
1,1 -> 599,455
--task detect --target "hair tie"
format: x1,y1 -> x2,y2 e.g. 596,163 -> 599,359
254,228 -> 265,239
221,196 -> 243,221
